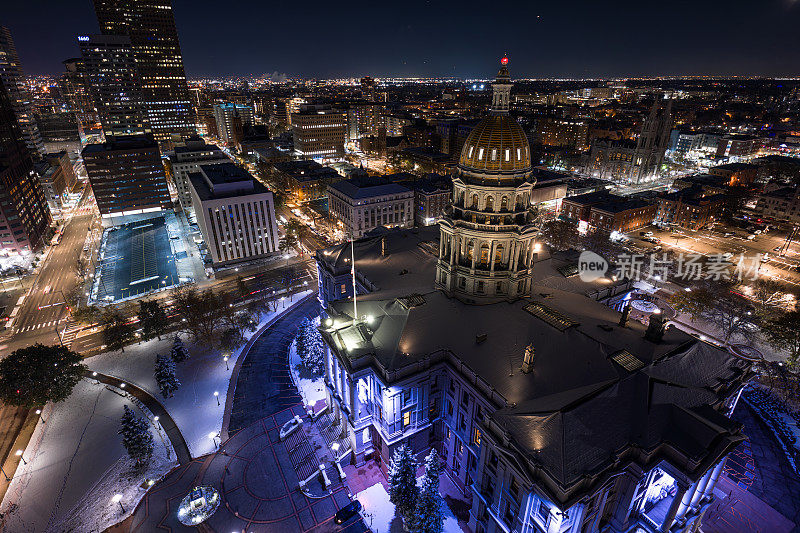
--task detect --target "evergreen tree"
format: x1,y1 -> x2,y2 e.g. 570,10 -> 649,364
170,336 -> 189,363
388,444 -> 418,523
119,405 -> 154,467
296,318 -> 325,376
0,344 -> 86,408
154,354 -> 181,398
410,450 -> 445,533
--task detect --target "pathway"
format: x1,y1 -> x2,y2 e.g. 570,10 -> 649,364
85,370 -> 191,465
129,295 -> 367,532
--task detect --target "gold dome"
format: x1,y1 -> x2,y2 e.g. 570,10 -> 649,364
458,114 -> 531,174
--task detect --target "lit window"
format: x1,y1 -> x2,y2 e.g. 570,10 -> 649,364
505,149 -> 510,161
478,148 -> 484,160
517,148 -> 521,160
468,146 -> 474,157
403,411 -> 410,426
491,148 -> 497,160
473,427 -> 482,446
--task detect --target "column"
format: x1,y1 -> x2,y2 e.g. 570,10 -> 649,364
701,460 -> 726,500
660,484 -> 688,533
689,470 -> 713,509
490,241 -> 497,272
471,241 -> 477,270
674,480 -> 699,526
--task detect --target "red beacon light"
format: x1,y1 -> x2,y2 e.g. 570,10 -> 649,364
500,56 -> 509,66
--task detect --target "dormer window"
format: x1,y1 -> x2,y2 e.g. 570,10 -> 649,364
517,148 -> 521,160
505,149 -> 510,161
478,148 -> 484,160
468,146 -> 474,157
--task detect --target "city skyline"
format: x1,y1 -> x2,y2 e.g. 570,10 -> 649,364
3,0 -> 800,79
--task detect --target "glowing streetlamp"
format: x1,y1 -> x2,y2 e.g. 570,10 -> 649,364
208,431 -> 219,447
214,391 -> 220,406
223,355 -> 229,370
35,409 -> 46,424
15,449 -> 27,465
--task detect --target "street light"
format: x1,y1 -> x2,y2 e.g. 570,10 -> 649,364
153,415 -> 160,427
208,431 -> 219,447
15,450 -> 27,465
35,409 -> 46,424
111,493 -> 125,513
214,391 -> 220,406
223,356 -> 229,370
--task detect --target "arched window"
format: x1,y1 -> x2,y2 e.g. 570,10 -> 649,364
491,148 -> 497,161
466,240 -> 475,261
480,244 -> 490,265
485,196 -> 494,212
458,190 -> 465,205
495,244 -> 504,265
468,146 -> 474,158
500,196 -> 508,211
471,194 -> 478,209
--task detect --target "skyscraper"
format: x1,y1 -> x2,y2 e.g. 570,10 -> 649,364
92,0 -> 196,147
0,26 -> 44,156
79,34 -> 150,138
0,84 -> 51,253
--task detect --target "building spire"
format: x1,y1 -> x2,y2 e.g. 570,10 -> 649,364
491,56 -> 512,114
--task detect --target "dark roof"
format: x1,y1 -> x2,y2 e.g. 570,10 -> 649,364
81,134 -> 158,154
328,176 -> 412,200
317,227 -> 753,505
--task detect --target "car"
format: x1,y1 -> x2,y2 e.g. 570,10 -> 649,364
746,234 -> 756,241
723,233 -> 734,238
762,253 -> 770,262
722,252 -> 734,261
334,500 -> 362,525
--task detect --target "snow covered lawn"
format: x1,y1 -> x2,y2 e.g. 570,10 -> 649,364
0,380 -> 175,533
84,290 -> 312,457
356,481 -> 464,533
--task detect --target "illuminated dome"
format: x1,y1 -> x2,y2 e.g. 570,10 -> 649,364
458,115 -> 531,174
457,57 -> 531,175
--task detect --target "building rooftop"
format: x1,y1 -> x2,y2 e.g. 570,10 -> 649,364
317,227 -> 753,505
328,176 -> 412,200
81,134 -> 158,154
188,163 -> 268,201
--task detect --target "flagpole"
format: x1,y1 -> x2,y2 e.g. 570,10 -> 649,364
351,234 -> 358,321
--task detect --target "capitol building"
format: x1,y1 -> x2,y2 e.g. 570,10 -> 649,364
315,60 -> 753,533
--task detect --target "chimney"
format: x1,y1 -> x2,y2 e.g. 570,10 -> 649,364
645,314 -> 667,343
619,304 -> 631,327
381,235 -> 388,257
521,343 -> 535,373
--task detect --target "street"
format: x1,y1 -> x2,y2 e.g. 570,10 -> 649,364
0,191 -> 96,354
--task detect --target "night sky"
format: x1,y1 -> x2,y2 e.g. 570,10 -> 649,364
4,0 -> 800,79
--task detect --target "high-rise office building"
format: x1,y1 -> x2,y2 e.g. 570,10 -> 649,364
82,135 -> 171,219
0,85 -> 51,252
188,163 -> 279,266
0,26 -> 44,156
292,105 -> 347,159
79,34 -> 150,138
212,103 -> 254,147
60,57 -> 101,137
92,0 -> 196,147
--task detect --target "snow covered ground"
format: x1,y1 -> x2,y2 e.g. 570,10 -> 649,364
0,290 -> 314,533
356,481 -> 464,533
288,316 -> 327,411
0,379 -> 175,533
84,290 -> 312,457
